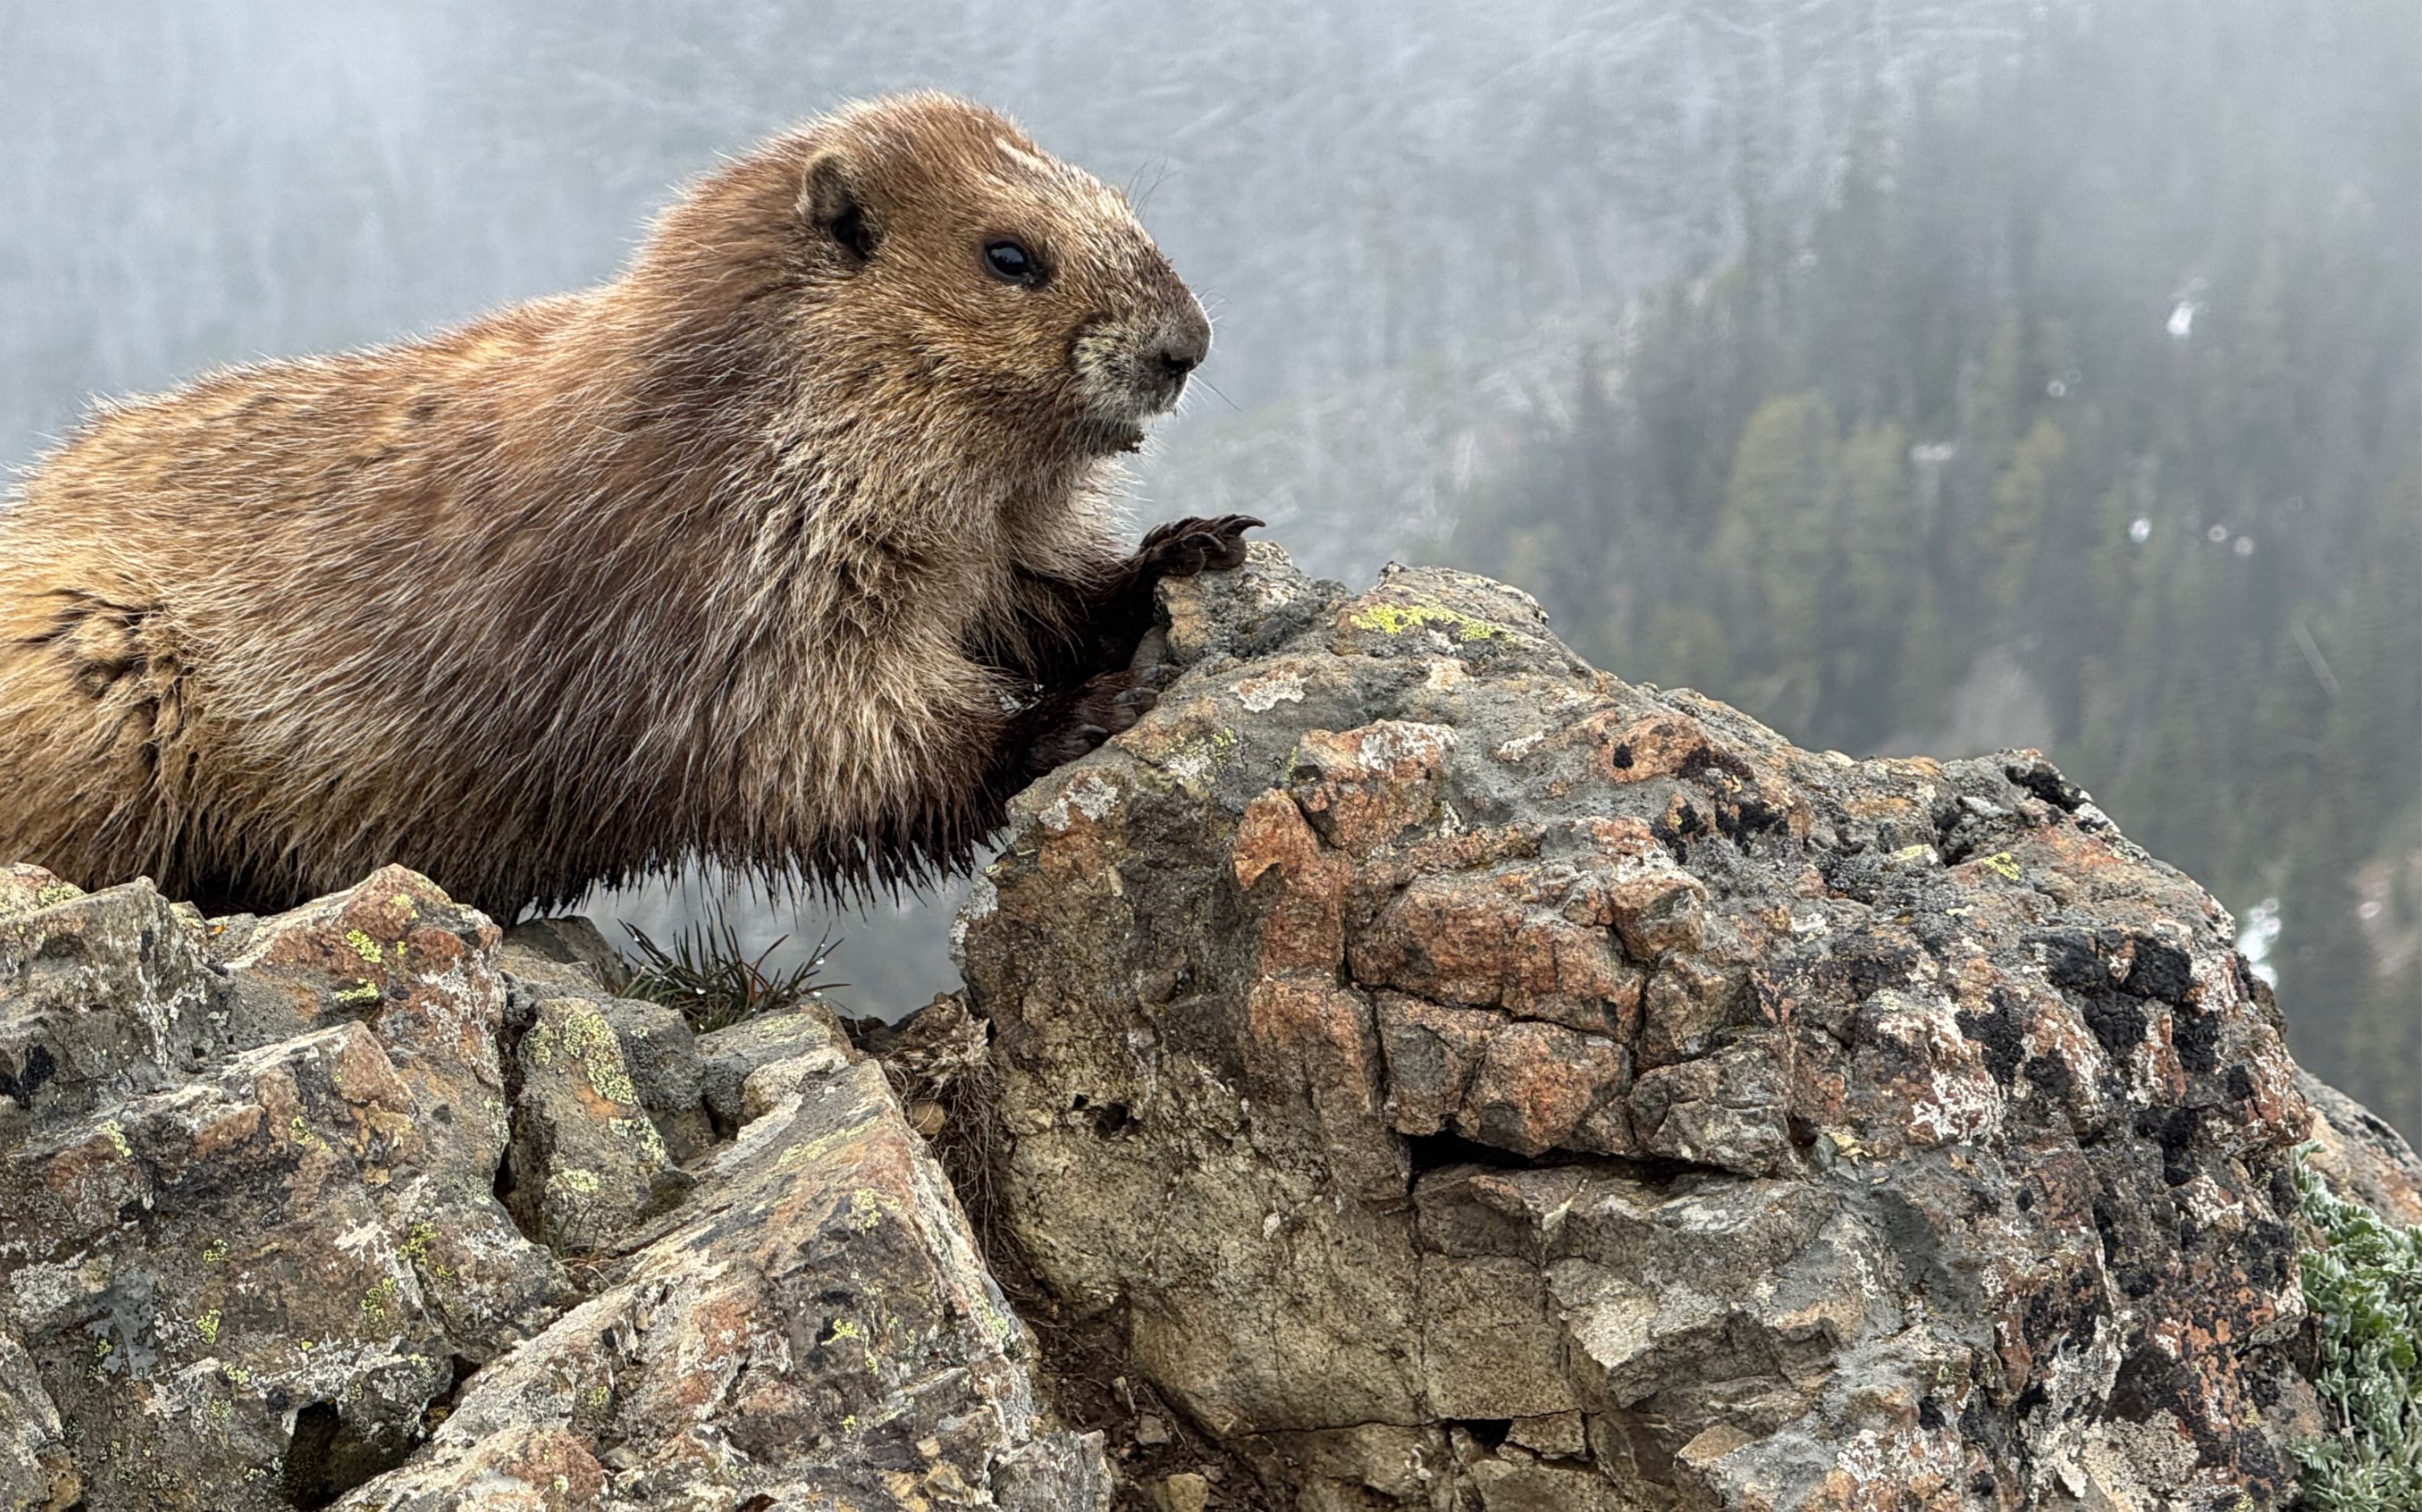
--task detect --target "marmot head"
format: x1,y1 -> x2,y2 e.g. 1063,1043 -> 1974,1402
656,93 -> 1210,463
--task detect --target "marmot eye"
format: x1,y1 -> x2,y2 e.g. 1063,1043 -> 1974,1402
982,238 -> 1044,287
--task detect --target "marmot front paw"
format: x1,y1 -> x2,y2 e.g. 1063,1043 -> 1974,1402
1135,514 -> 1264,579
1021,670 -> 1158,778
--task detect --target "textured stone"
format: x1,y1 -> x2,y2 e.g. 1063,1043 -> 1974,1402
496,916 -> 627,997
498,923 -> 713,1164
695,1005 -> 851,1131
0,859 -> 1084,1510
0,862 -> 561,1512
2299,1066 -> 2422,1225
0,872 -> 224,1150
591,998 -> 713,1163
958,546 -> 2339,1510
343,1046 -> 1106,1510
501,994 -> 686,1253
0,1325 -> 73,1510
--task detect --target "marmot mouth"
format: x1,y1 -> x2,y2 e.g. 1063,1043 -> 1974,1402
1071,419 -> 1148,456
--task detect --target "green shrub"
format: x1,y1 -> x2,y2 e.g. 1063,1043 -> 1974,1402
2294,1145 -> 2422,1510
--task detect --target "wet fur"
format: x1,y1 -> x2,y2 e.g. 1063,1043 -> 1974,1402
0,94 -> 1247,920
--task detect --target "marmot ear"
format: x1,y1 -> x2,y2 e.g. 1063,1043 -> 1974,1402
800,153 -> 877,264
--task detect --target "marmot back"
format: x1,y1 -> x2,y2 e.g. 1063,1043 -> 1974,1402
0,92 -> 1255,919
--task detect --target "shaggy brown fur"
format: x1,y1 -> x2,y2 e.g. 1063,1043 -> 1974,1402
0,93 -> 1254,920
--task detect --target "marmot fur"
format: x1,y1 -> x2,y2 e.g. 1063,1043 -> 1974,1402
0,92 -> 1255,919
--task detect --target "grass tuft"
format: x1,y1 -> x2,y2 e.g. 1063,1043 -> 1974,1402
617,906 -> 845,1033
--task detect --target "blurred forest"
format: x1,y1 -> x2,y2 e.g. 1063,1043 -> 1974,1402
2,1 -> 2414,1134
1444,1 -> 2422,1139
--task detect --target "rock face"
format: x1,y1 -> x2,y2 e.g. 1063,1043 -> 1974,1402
0,864 -> 1097,1510
957,547 -> 2335,1510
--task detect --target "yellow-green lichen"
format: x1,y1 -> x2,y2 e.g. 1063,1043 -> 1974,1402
34,883 -> 82,908
99,1121 -> 132,1159
610,1117 -> 667,1163
1979,852 -> 2022,881
553,1169 -> 602,1196
196,1309 -> 221,1346
343,930 -> 385,964
527,1004 -> 640,1107
848,1189 -> 883,1232
359,1274 -> 400,1325
1346,600 -> 1504,642
397,1222 -> 453,1285
1158,727 -> 1240,793
200,1238 -> 229,1266
332,980 -> 381,1008
289,1116 -> 327,1153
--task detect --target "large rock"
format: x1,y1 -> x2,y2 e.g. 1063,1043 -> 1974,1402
0,868 -> 563,1511
341,1046 -> 1107,1510
959,547 -> 2332,1510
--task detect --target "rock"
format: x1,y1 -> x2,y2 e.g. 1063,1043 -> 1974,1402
0,1325 -> 74,1509
0,870 -> 225,1147
695,1005 -> 851,1131
1153,1470 -> 1211,1512
496,917 -> 628,997
0,869 -> 563,1510
498,922 -> 714,1165
2299,1066 -> 2422,1225
342,1033 -> 1106,1510
958,546 -> 2333,1510
592,998 -> 714,1163
0,855 -> 1081,1510
500,994 -> 687,1253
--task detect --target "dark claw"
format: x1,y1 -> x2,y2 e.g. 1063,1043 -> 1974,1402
1135,514 -> 1265,581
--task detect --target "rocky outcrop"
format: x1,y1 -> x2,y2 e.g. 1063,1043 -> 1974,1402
2,546 -> 2411,1510
956,547 -> 2349,1510
0,865 -> 1100,1510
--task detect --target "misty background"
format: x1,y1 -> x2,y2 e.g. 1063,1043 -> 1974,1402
4,1 -> 2415,1137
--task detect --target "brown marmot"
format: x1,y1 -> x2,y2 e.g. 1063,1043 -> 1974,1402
0,92 -> 1256,920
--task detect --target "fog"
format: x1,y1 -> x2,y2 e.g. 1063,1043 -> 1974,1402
5,1 -> 2415,1135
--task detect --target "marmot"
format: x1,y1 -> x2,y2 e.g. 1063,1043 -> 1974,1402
0,93 -> 1256,920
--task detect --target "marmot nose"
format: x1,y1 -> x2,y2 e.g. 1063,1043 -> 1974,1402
1151,307 -> 1212,385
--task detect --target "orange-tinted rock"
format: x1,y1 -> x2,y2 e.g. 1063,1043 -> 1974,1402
1289,721 -> 1456,855
1245,973 -> 1401,1200
1375,994 -> 1495,1137
1458,1020 -> 1627,1158
1233,788 -> 1352,973
961,548 -> 2353,1511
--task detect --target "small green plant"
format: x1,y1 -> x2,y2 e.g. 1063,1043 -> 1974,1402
618,907 -> 844,1033
2294,1144 -> 2422,1510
